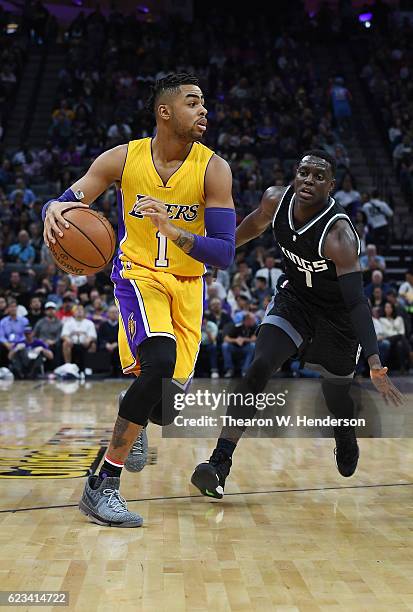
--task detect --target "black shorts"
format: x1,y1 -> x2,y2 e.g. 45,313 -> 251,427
262,283 -> 360,377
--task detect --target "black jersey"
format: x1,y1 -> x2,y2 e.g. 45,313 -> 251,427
272,185 -> 360,309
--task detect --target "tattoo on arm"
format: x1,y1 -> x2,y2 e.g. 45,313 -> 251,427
172,228 -> 195,253
111,416 -> 131,449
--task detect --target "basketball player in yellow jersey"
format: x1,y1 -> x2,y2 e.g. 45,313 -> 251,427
43,73 -> 235,527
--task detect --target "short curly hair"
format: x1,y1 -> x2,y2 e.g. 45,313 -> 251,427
146,72 -> 200,116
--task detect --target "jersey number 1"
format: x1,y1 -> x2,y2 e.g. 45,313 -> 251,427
298,267 -> 313,287
155,231 -> 169,267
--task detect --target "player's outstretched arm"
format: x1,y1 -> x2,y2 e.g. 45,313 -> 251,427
324,220 -> 403,406
235,186 -> 287,247
137,155 -> 236,269
43,145 -> 128,247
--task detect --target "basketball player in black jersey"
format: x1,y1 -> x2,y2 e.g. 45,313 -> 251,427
191,150 -> 403,499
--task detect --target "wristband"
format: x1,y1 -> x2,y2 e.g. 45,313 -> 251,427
41,188 -> 82,222
189,207 -> 235,269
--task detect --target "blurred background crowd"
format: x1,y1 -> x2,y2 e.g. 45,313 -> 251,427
0,0 -> 412,379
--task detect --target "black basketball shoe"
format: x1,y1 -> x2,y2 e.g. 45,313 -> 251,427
191,449 -> 232,499
334,427 -> 359,477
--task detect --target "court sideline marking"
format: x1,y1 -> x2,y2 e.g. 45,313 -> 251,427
1,481 -> 413,514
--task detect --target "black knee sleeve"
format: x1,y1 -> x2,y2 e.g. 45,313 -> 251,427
118,337 -> 176,425
149,380 -> 182,426
221,325 -> 297,441
243,355 -> 274,395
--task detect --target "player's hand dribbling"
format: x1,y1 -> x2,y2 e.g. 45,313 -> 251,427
370,366 -> 404,406
44,201 -> 89,247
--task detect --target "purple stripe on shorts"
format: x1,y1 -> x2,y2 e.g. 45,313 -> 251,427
113,276 -> 148,358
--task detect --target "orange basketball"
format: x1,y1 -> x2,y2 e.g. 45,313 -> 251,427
48,207 -> 116,275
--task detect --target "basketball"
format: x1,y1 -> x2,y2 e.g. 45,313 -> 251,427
48,207 -> 116,275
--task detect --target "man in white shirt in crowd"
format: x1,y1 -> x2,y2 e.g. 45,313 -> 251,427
372,306 -> 390,366
61,304 -> 96,369
333,173 -> 361,217
255,255 -> 283,292
362,189 -> 393,246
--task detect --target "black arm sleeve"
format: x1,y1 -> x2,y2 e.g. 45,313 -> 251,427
338,271 -> 379,359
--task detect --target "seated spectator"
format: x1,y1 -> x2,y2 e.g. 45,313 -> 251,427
61,304 -> 97,370
334,172 -> 361,218
255,255 -> 283,292
231,272 -> 252,301
0,257 -> 9,287
47,277 -> 71,307
372,307 -> 391,366
256,294 -> 272,321
0,301 -> 28,366
87,296 -> 108,329
206,297 -> 233,341
199,317 -> 219,378
204,269 -> 227,301
362,189 -> 393,246
371,286 -> 386,310
226,281 -> 242,316
222,311 -> 257,378
364,270 -> 392,300
8,326 -> 53,379
97,304 -> 120,376
329,77 -> 352,134
8,178 -> 36,207
398,269 -> 413,315
7,296 -> 28,319
379,302 -> 411,373
48,111 -> 72,148
385,289 -> 411,337
6,270 -> 34,307
0,296 -> 7,320
107,121 -> 132,146
251,276 -> 273,307
56,293 -> 75,320
360,245 -> 386,273
27,296 -> 43,327
7,230 -> 35,265
29,222 -> 43,262
353,209 -> 368,254
33,301 -> 62,365
234,293 -> 251,317
393,135 -> 412,172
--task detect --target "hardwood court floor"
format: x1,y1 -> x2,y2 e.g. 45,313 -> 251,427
0,380 -> 413,612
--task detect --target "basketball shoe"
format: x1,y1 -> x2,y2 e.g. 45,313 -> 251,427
191,448 -> 232,499
118,390 -> 148,473
79,476 -> 143,527
334,427 -> 359,477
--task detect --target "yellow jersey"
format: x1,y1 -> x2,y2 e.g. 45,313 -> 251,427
117,137 -> 214,277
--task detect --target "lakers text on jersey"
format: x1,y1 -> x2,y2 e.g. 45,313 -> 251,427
116,137 -> 214,278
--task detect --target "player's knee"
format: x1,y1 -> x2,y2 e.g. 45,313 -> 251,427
138,337 -> 176,380
140,353 -> 175,380
149,402 -> 175,426
244,355 -> 272,394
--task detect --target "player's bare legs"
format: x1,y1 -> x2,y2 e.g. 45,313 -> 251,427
106,416 -> 143,464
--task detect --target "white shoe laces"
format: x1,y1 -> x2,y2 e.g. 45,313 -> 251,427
131,434 -> 144,455
102,488 -> 128,513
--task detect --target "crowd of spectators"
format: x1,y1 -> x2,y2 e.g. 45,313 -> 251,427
359,15 -> 413,207
0,3 -> 411,379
